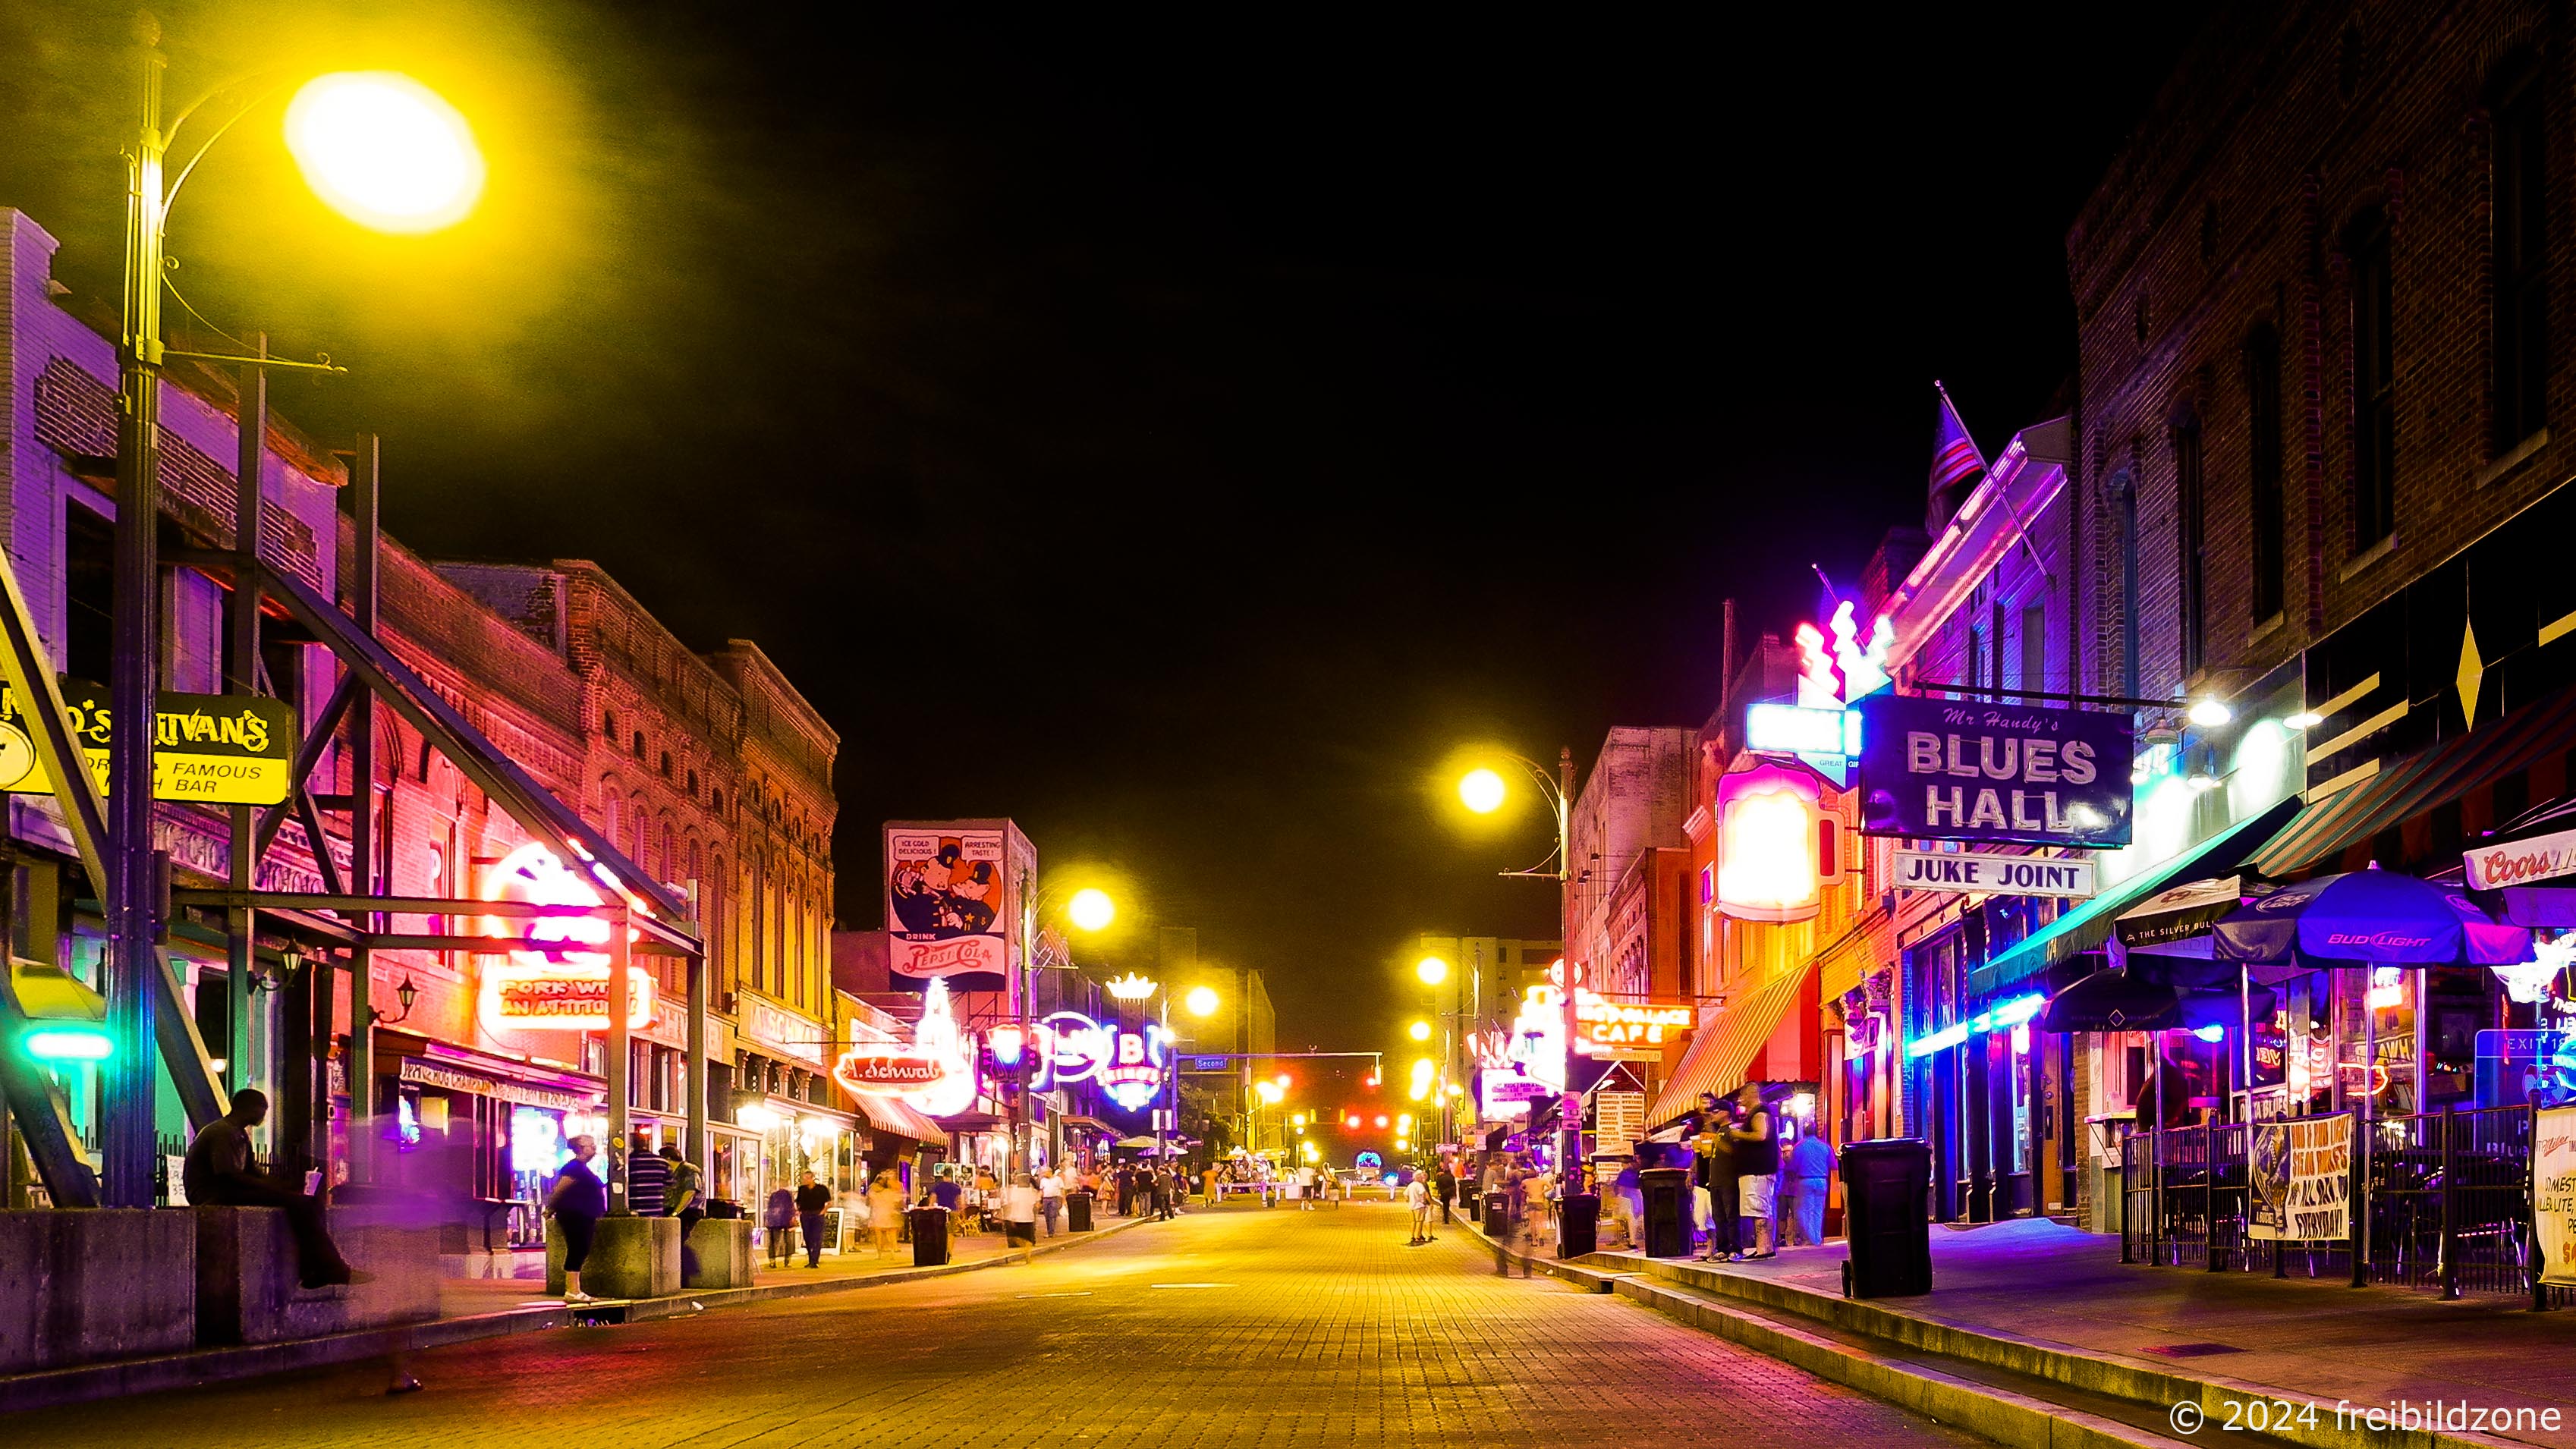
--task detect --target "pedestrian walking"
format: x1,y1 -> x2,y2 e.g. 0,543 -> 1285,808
867,1169 -> 907,1257
549,1134 -> 608,1303
1005,1171 -> 1040,1246
1785,1124 -> 1833,1247
1038,1166 -> 1066,1236
764,1183 -> 797,1267
1434,1159 -> 1457,1224
796,1171 -> 832,1267
1404,1171 -> 1432,1244
1731,1084 -> 1779,1259
1115,1166 -> 1134,1217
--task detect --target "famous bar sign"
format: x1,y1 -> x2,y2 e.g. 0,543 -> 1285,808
1856,694 -> 2132,847
1891,847 -> 2096,898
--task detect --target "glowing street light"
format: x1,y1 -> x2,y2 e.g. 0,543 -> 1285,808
284,73 -> 485,234
1415,955 -> 1448,986
1458,767 -> 1508,814
1407,1019 -> 1432,1042
1068,888 -> 1118,932
1184,984 -> 1220,1017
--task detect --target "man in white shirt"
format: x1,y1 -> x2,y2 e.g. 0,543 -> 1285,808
1404,1173 -> 1433,1245
1297,1163 -> 1319,1210
1037,1168 -> 1066,1237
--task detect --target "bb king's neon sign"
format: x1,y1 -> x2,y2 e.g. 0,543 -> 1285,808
476,841 -> 652,1033
1030,1010 -> 1165,1111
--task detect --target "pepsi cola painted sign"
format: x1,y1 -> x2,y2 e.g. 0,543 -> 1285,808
2465,827 -> 2576,890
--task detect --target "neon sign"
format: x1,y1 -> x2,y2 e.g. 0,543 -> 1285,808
1571,989 -> 1693,1056
833,977 -> 977,1115
1716,762 -> 1826,923
1794,601 -> 1893,707
475,841 -> 653,1033
1027,1010 -> 1165,1111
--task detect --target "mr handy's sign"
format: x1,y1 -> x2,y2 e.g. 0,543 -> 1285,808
1856,694 -> 2133,848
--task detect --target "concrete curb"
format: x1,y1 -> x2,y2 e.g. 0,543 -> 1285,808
0,1210 -> 1165,1416
1584,1252 -> 2536,1449
1449,1218 -> 2188,1449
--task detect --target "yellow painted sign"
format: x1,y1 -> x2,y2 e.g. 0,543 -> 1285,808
0,683 -> 296,806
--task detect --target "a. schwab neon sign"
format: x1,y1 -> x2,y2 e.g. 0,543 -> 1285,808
1030,1010 -> 1168,1111
832,977 -> 977,1117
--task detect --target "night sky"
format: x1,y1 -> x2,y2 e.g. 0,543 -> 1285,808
0,3 -> 2206,1055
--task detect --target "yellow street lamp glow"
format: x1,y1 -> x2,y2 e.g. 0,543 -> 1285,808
1414,955 -> 1448,986
1290,1113 -> 1306,1128
1253,1080 -> 1284,1105
284,73 -> 485,234
1184,984 -> 1220,1017
1397,1114 -> 1414,1131
1458,767 -> 1507,814
1407,1019 -> 1432,1042
1067,887 -> 1117,932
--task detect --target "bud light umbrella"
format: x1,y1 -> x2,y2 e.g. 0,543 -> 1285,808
2210,866 -> 2534,1121
2210,867 -> 2535,979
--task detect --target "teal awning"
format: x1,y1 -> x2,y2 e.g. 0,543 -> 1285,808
1968,795 -> 2302,997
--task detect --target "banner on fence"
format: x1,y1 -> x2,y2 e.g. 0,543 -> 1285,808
2247,1115 -> 2352,1242
2535,1107 -> 2576,1287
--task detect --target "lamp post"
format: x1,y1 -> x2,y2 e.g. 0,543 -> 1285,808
1457,748 -> 1577,1183
1016,882 -> 1117,1176
101,25 -> 480,1206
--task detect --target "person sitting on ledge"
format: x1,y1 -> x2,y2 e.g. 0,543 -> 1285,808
184,1088 -> 361,1290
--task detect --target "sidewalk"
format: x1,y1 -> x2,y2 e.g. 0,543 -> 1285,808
1581,1219 -> 2576,1449
0,1209 -> 1164,1416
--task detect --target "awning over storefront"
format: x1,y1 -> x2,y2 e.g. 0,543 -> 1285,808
848,1091 -> 946,1145
1647,963 -> 1812,1127
1968,795 -> 2302,997
2254,684 -> 2576,878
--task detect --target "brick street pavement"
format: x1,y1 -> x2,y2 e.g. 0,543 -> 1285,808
6,1202 -> 1993,1449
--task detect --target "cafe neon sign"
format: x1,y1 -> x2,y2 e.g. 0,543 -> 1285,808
1571,989 -> 1693,1056
475,841 -> 652,1033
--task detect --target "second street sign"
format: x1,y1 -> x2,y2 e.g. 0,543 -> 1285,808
1892,847 -> 2096,898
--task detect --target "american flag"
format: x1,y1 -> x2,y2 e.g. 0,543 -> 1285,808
1930,382 -> 1985,499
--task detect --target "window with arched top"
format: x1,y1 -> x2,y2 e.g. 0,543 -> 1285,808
631,729 -> 647,759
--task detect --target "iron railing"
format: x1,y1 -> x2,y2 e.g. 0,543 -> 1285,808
2117,1103 -> 2563,1306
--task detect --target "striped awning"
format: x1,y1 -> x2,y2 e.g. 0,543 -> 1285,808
1647,963 -> 1812,1127
1969,795 -> 2302,997
849,1092 -> 947,1145
2253,684 -> 2576,878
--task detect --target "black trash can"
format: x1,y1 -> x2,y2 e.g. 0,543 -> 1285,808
1068,1191 -> 1095,1232
1638,1167 -> 1689,1257
1558,1193 -> 1600,1259
909,1205 -> 951,1267
1838,1138 -> 1932,1298
1483,1190 -> 1510,1230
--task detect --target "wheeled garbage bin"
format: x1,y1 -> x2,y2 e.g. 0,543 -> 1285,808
1637,1167 -> 1689,1258
1557,1193 -> 1600,1258
909,1205 -> 951,1267
1837,1138 -> 1932,1297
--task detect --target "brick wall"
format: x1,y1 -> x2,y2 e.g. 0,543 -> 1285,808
2071,0 -> 2567,708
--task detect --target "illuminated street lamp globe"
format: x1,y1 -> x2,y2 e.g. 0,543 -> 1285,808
285,73 -> 486,233
1067,887 -> 1117,932
1184,984 -> 1220,1017
1458,766 -> 1508,815
1407,1019 -> 1431,1042
1415,955 -> 1448,986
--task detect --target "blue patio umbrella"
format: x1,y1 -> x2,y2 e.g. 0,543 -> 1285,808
2210,867 -> 2534,980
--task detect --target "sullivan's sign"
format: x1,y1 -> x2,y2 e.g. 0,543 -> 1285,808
1856,694 -> 2132,847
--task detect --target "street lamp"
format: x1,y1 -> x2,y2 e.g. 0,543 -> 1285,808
1450,748 -> 1577,1185
1407,1019 -> 1432,1042
1068,887 -> 1118,932
1184,985 -> 1220,1018
99,24 -> 483,1208
1415,955 -> 1448,986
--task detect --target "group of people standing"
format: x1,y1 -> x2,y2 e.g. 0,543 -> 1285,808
1684,1084 -> 1833,1259
546,1130 -> 702,1304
